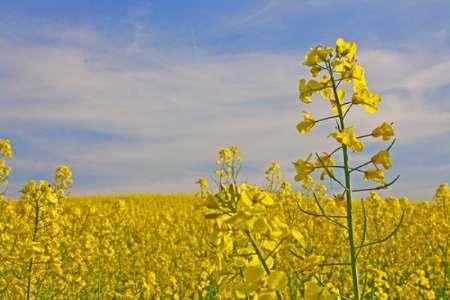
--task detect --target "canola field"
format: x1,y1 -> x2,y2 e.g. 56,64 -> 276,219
1,37 -> 449,299
0,163 -> 448,299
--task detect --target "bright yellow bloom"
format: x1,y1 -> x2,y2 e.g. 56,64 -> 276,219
55,165 -> 72,181
293,155 -> 315,182
363,168 -> 385,183
296,111 -> 315,134
372,122 -> 395,140
319,75 -> 330,86
330,89 -> 346,113
434,183 -> 449,208
334,58 -> 354,81
347,64 -> 382,113
196,177 -> 209,190
303,46 -> 333,67
319,87 -> 332,101
244,265 -> 265,291
310,65 -> 321,77
218,148 -> 233,163
0,161 -> 12,185
371,150 -> 392,169
55,165 -> 73,190
352,86 -> 381,114
267,271 -> 288,290
330,127 -> 364,152
265,160 -> 281,175
299,79 -> 324,104
299,79 -> 312,103
0,139 -> 13,158
351,64 -> 367,87
304,279 -> 339,300
318,75 -> 333,101
336,37 -> 357,60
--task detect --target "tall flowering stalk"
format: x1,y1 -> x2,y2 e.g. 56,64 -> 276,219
22,165 -> 73,299
198,146 -> 290,300
294,38 -> 403,299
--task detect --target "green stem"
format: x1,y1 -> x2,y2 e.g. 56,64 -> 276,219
27,195 -> 41,300
328,62 -> 360,300
246,231 -> 284,300
315,114 -> 339,123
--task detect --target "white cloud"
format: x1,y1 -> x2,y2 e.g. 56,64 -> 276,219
1,26 -> 449,199
402,59 -> 450,96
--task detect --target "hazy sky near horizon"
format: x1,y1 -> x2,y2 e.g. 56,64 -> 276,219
1,0 -> 449,199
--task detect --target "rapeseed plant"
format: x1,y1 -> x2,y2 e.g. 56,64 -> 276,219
294,37 -> 403,299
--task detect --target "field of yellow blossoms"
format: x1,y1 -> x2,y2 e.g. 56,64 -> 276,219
0,149 -> 448,299
0,37 -> 449,299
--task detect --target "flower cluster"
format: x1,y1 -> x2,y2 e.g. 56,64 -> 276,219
295,38 -> 396,186
0,139 -> 13,189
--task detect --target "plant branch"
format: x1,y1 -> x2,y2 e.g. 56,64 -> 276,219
357,209 -> 405,249
315,115 -> 339,123
246,231 -> 284,300
264,238 -> 286,261
315,153 -> 348,190
356,198 -> 368,258
296,200 -> 348,230
352,175 -> 400,192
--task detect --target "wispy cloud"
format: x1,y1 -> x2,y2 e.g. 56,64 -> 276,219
1,15 -> 449,199
218,0 -> 356,30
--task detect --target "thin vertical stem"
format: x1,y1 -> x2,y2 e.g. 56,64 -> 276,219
327,62 -> 360,300
246,231 -> 285,300
27,195 -> 41,300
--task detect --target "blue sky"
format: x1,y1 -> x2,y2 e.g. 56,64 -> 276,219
1,0 -> 449,199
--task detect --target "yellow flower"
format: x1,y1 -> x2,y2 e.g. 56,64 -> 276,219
196,177 -> 208,189
55,164 -> 73,190
330,89 -> 346,113
296,111 -> 315,134
303,46 -> 333,67
304,279 -> 339,300
308,79 -> 325,91
31,241 -> 45,254
371,150 -> 392,169
0,139 -> 13,158
230,145 -> 241,159
267,271 -> 288,290
320,87 -> 333,101
352,86 -> 381,114
55,165 -> 72,181
265,160 -> 281,175
0,160 -> 12,184
330,127 -> 364,152
319,75 -> 330,86
334,58 -> 354,81
244,265 -> 266,291
310,65 -> 321,77
351,64 -> 366,86
299,79 -> 312,103
299,79 -> 325,104
363,168 -> 385,183
293,155 -> 315,182
372,122 -> 395,140
336,37 -> 357,60
318,75 -> 334,102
